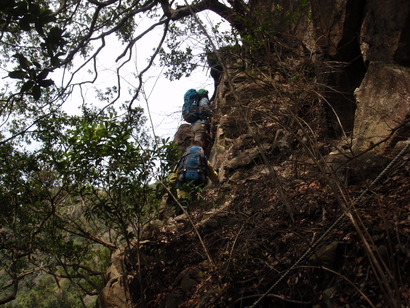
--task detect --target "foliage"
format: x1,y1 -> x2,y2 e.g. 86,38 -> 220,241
3,274 -> 86,308
0,103 -> 176,304
158,16 -> 239,81
178,181 -> 206,204
0,0 -> 295,108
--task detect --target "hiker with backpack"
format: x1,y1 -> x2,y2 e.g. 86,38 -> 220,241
182,88 -> 212,153
168,141 -> 219,206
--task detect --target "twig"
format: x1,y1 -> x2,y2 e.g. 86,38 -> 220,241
249,143 -> 409,307
302,265 -> 376,308
235,293 -> 313,305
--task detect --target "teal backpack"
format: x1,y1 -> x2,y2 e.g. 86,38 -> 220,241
177,145 -> 207,186
182,89 -> 201,123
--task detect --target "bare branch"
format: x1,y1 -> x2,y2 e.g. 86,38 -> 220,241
128,19 -> 170,109
159,0 -> 237,25
56,214 -> 118,251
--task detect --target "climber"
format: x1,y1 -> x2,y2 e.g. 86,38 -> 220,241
168,141 -> 219,208
191,89 -> 212,152
182,89 -> 213,154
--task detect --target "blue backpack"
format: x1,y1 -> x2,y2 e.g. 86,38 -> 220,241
177,146 -> 207,185
182,89 -> 201,123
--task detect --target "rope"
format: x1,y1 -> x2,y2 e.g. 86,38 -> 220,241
249,143 -> 409,307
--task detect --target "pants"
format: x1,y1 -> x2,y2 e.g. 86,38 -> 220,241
191,122 -> 210,152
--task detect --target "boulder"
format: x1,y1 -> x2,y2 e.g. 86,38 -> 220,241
353,62 -> 410,154
97,275 -> 137,308
310,0 -> 364,59
173,123 -> 194,153
97,248 -> 140,308
360,0 -> 410,65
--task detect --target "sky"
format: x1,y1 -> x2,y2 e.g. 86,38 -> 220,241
60,10 -> 229,142
62,46 -> 215,141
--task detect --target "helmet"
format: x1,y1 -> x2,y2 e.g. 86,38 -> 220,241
197,89 -> 208,96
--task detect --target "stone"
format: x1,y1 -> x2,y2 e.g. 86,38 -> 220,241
97,275 -> 137,308
353,62 -> 410,154
173,124 -> 194,153
309,241 -> 343,267
360,0 -> 410,64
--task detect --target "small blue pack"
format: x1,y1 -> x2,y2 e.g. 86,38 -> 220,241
178,145 -> 207,185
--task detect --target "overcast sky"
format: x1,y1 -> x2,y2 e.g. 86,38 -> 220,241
62,47 -> 214,141
60,10 -> 228,141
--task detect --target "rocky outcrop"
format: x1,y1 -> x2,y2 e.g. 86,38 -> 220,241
308,0 -> 410,181
360,0 -> 410,65
97,248 -> 137,308
310,0 -> 409,138
353,62 -> 410,154
172,123 -> 194,154
98,1 -> 410,307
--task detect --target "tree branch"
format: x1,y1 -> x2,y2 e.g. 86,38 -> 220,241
159,0 -> 238,26
55,212 -> 118,250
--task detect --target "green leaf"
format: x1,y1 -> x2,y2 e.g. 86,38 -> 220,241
37,69 -> 49,80
19,18 -> 31,31
48,26 -> 63,42
32,85 -> 41,100
35,21 -> 44,35
9,70 -> 27,79
14,1 -> 28,16
21,80 -> 34,92
29,3 -> 41,15
15,53 -> 31,69
40,9 -> 55,24
50,56 -> 61,66
38,79 -> 54,88
33,61 -> 41,69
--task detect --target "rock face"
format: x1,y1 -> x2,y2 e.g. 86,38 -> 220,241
307,0 -> 410,181
353,62 -> 410,154
98,1 -> 409,307
172,123 -> 194,154
360,0 -> 410,65
97,248 -> 138,308
310,0 -> 409,138
310,0 -> 368,135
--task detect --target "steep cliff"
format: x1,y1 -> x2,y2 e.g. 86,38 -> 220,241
98,1 -> 409,307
